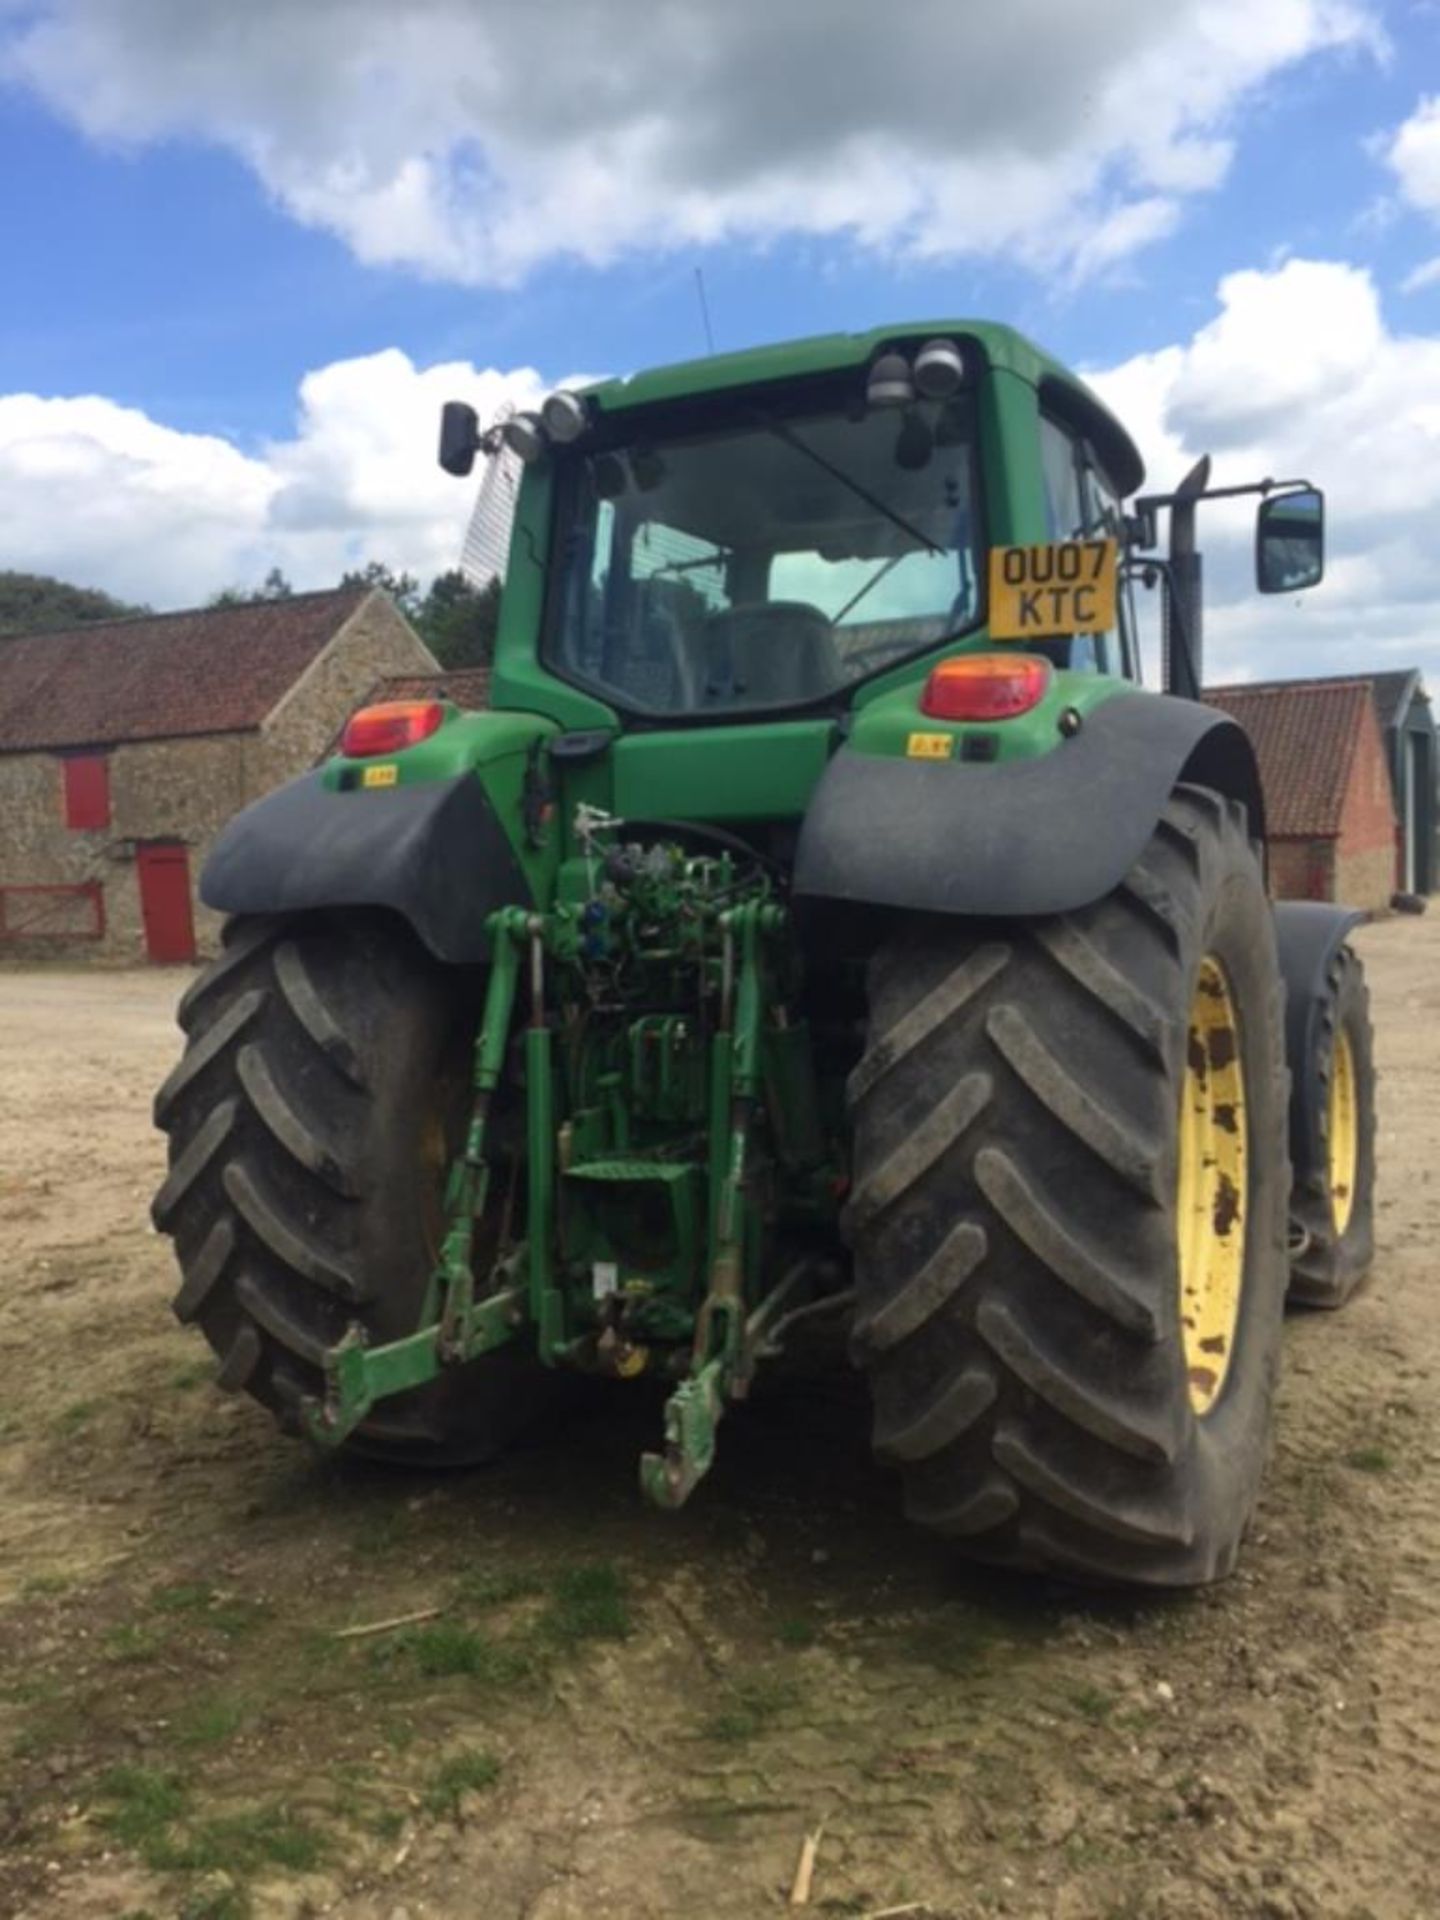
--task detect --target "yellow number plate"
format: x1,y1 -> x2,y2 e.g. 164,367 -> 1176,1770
987,538 -> 1117,640
361,763 -> 399,788
906,731 -> 954,760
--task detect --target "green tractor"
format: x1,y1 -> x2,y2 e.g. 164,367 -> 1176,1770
153,323 -> 1377,1588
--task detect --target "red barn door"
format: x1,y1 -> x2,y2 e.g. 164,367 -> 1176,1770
136,843 -> 196,964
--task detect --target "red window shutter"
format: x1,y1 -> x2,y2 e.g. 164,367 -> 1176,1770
63,755 -> 111,831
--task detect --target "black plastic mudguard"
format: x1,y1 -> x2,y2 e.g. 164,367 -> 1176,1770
793,691 -> 1264,920
201,770 -> 530,964
1273,900 -> 1367,1178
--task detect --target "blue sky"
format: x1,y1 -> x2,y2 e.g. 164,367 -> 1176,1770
1,0 -> 1439,682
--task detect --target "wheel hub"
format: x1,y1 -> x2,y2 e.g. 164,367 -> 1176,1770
1177,956 -> 1249,1417
1327,1027 -> 1358,1237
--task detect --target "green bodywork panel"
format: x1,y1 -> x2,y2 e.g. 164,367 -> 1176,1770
583,320 -> 1134,452
850,668 -> 1129,765
326,704 -> 561,900
610,721 -> 836,821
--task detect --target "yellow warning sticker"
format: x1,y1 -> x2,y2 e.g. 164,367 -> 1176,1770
906,731 -> 954,760
361,762 -> 399,788
988,538 -> 1118,639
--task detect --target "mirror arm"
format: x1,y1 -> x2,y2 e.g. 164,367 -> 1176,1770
1134,475 -> 1317,515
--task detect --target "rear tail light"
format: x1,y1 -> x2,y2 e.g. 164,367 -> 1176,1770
340,699 -> 445,758
920,652 -> 1050,722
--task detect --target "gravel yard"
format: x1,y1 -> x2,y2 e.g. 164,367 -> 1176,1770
1,912 -> 1437,1919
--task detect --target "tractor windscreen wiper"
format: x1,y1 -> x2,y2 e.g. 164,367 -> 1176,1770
757,411 -> 942,558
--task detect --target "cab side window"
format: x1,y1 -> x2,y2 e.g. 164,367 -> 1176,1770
1040,415 -> 1086,544
1037,414 -> 1133,676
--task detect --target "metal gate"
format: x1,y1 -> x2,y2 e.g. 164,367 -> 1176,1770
0,883 -> 105,942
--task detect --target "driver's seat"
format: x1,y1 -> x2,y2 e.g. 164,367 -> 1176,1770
692,602 -> 841,707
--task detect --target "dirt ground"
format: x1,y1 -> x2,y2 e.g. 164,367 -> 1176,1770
1,915 -> 1438,1920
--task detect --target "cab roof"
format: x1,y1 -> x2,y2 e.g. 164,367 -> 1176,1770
584,320 -> 1144,496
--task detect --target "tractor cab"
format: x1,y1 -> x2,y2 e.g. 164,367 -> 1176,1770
441,325 -> 1149,740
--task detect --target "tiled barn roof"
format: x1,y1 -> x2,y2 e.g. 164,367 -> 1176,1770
0,587 -> 370,753
369,666 -> 492,710
1205,678 -> 1378,839
1250,667 -> 1423,735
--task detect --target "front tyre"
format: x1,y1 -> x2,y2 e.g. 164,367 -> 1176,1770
152,912 -> 555,1463
1287,945 -> 1377,1309
845,786 -> 1289,1588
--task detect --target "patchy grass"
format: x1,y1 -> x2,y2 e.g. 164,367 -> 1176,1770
404,1623 -> 533,1685
775,1616 -> 818,1649
94,1765 -> 324,1876
1344,1444 -> 1394,1474
424,1747 -> 502,1815
538,1563 -> 630,1644
1068,1683 -> 1115,1724
376,1562 -> 629,1688
53,1399 -> 98,1436
20,1571 -> 72,1597
208,1596 -> 272,1640
698,1673 -> 802,1743
177,1893 -> 246,1920
95,1766 -> 188,1856
175,1697 -> 246,1749
187,1806 -> 324,1874
364,1806 -> 407,1843
907,1603 -> 1021,1676
168,1359 -> 215,1393
151,1582 -> 216,1615
347,1508 -> 413,1558
149,1585 -> 271,1639
102,1621 -> 169,1665
454,1566 -> 544,1610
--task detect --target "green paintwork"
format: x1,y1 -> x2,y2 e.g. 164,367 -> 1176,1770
327,705 -> 561,900
610,721 -> 836,822
583,319 -> 1139,473
489,465 -> 617,731
848,667 -> 1131,765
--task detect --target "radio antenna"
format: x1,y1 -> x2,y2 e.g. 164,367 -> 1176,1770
694,267 -> 716,354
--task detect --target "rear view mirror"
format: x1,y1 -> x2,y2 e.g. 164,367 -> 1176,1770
1256,487 -> 1324,594
438,400 -> 481,477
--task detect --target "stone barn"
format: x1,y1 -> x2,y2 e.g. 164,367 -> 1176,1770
0,587 -> 437,963
1205,678 -> 1398,911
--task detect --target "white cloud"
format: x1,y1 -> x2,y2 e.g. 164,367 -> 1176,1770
1088,258 -> 1440,685
7,257 -> 1440,703
0,0 -> 1378,284
0,353 -> 547,606
1401,255 -> 1440,293
1387,94 -> 1440,217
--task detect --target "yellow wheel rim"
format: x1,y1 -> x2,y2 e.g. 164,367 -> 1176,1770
1177,956 -> 1249,1417
1328,1029 -> 1358,1238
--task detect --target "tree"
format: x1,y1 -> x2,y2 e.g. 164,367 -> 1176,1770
0,570 -> 146,639
208,566 -> 294,607
415,570 -> 501,668
340,561 -> 423,621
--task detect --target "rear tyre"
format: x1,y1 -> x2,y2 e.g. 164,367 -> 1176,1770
1287,946 -> 1377,1309
845,786 -> 1290,1588
152,912 -> 557,1463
